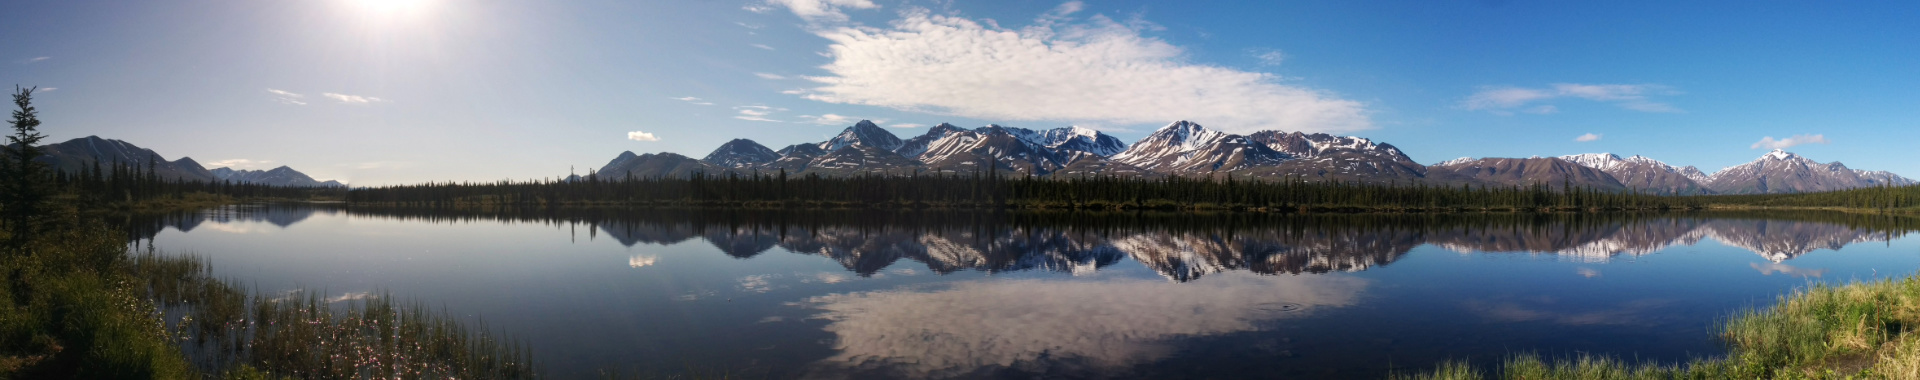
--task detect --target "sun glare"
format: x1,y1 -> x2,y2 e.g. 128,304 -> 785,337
347,0 -> 432,17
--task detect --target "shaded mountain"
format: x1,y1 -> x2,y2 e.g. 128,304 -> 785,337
1051,153 -> 1158,178
1560,153 -> 1710,194
210,167 -> 345,188
800,145 -> 922,176
1426,157 -> 1627,190
36,136 -> 216,182
596,151 -> 718,179
763,144 -> 830,174
1704,150 -> 1917,194
701,139 -> 780,169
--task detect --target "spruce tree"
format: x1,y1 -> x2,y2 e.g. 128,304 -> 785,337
2,86 -> 47,248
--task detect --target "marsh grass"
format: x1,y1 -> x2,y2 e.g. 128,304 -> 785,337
1390,276 -> 1920,379
130,252 -> 537,379
0,217 -> 195,379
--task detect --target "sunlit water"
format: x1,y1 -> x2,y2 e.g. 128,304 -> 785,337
133,205 -> 1920,379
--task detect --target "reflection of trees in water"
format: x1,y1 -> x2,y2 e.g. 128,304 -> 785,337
117,203 -> 343,241
128,205 -> 1918,280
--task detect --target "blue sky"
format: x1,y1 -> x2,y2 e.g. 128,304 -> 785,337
3,0 -> 1916,185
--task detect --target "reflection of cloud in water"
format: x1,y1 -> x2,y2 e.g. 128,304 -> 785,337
328,291 -> 374,303
801,273 -> 1368,378
628,254 -> 658,268
805,272 -> 852,284
739,274 -> 778,293
1576,267 -> 1601,278
1464,298 -> 1672,326
199,222 -> 279,234
1751,262 -> 1826,277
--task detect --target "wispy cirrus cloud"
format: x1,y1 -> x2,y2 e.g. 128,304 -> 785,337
753,72 -> 787,80
763,0 -> 878,23
1575,133 -> 1601,142
889,123 -> 925,128
323,92 -> 384,104
773,1 -> 1371,134
22,56 -> 50,64
670,96 -> 715,106
1465,83 -> 1681,115
797,113 -> 882,125
734,105 -> 787,122
1751,134 -> 1828,150
626,131 -> 660,142
750,43 -> 775,51
1247,48 -> 1284,66
266,88 -> 306,105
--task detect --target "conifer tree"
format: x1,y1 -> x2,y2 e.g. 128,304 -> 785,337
1,86 -> 47,248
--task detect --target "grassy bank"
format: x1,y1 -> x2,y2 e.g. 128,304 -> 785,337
1390,275 -> 1920,379
0,207 -> 536,379
132,253 -> 536,380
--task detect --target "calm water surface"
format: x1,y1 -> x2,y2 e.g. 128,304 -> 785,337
132,205 -> 1920,379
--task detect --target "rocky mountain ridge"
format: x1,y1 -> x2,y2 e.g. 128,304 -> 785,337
35,136 -> 344,187
590,120 -> 1909,195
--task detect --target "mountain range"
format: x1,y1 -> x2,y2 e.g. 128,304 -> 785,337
591,120 -> 1911,195
34,136 -> 344,188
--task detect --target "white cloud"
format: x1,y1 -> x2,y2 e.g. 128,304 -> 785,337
766,0 -> 878,23
750,43 -> 776,50
627,131 -> 661,142
1750,134 -> 1828,150
208,158 -> 275,169
1248,48 -> 1285,66
23,56 -> 49,63
266,88 -> 307,105
753,72 -> 787,79
790,7 -> 1370,134
36,87 -> 55,93
734,105 -> 788,122
889,123 -> 925,128
1575,133 -> 1601,142
1465,83 -> 1680,114
742,4 -> 774,13
797,113 -> 881,125
780,89 -> 808,95
670,96 -> 715,105
322,92 -> 384,104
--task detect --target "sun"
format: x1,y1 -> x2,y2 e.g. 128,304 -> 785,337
346,0 -> 432,16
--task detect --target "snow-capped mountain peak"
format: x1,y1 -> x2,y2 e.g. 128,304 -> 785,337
1764,149 -> 1799,161
1435,157 -> 1477,166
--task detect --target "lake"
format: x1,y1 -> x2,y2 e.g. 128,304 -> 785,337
128,205 -> 1920,379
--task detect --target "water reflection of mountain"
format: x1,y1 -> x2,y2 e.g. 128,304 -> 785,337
122,203 -> 344,241
139,206 -> 1917,280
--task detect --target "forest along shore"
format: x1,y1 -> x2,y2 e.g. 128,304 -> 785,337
339,172 -> 1920,214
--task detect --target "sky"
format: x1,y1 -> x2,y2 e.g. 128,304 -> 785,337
3,0 -> 1917,185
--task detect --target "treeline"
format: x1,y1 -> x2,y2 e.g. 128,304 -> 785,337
1728,184 -> 1920,210
345,171 -> 1708,211
45,158 -> 344,206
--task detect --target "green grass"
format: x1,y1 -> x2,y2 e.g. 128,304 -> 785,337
1390,276 -> 1920,379
130,252 -> 538,379
0,203 -> 537,379
0,214 -> 196,379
